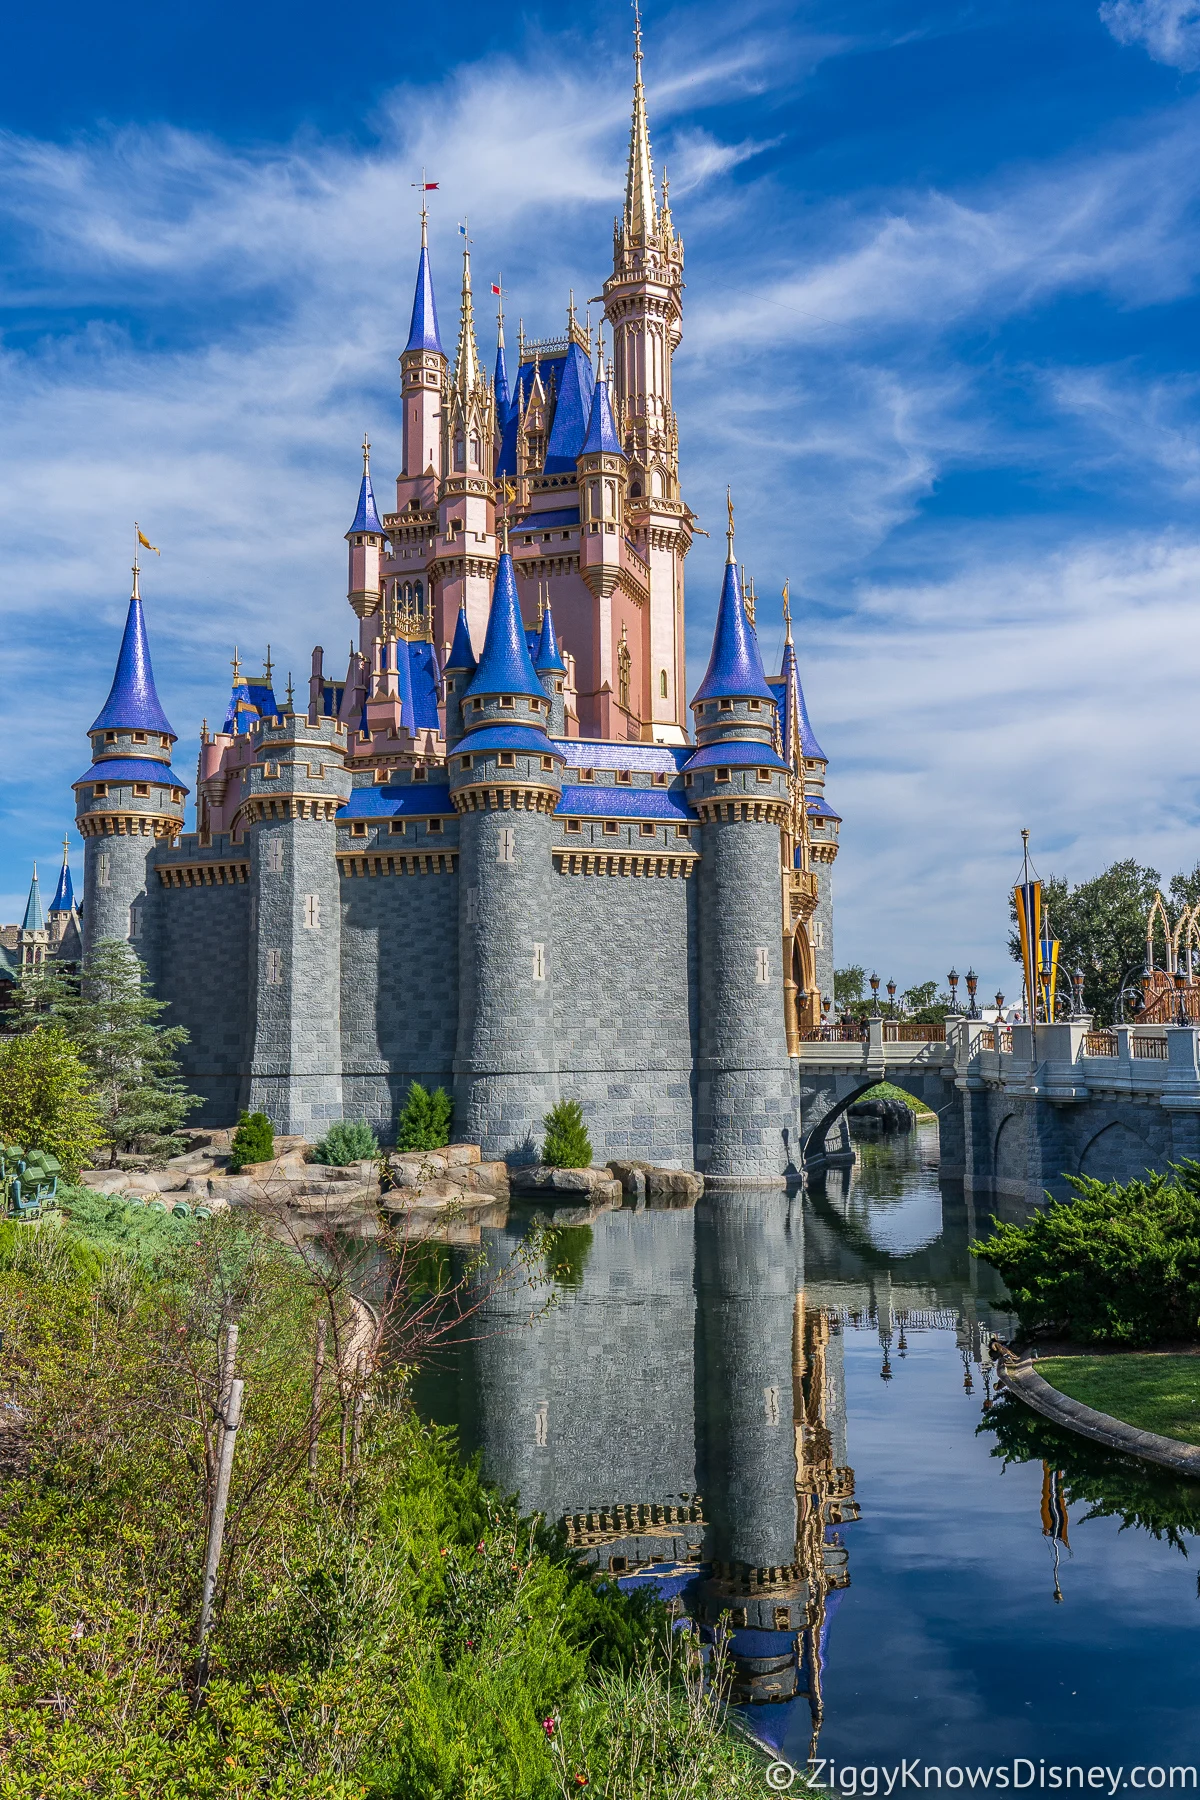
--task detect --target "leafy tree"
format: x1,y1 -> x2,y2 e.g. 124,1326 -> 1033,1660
229,1111 -> 274,1171
1169,863 -> 1200,914
395,1082 -> 453,1152
834,965 -> 865,1004
901,980 -> 951,1023
971,1161 -> 1200,1346
43,938 -> 201,1166
542,1099 -> 593,1169
1007,858 -> 1162,1022
0,1027 -> 103,1179
311,1119 -> 379,1166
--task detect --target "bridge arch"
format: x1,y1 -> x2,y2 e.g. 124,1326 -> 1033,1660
799,1068 -> 955,1165
1078,1120 -> 1154,1184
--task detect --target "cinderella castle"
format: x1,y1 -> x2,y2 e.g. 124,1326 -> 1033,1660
64,26 -> 841,1179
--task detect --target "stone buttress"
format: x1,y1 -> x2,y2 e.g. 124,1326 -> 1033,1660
240,710 -> 352,1135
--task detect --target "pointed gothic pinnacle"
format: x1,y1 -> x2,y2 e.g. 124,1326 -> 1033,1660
783,579 -> 793,645
362,432 -> 371,473
456,229 -> 480,392
726,487 -> 735,563
625,0 -> 658,246
131,556 -> 141,602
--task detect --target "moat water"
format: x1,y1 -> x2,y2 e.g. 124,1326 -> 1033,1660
416,1130 -> 1200,1774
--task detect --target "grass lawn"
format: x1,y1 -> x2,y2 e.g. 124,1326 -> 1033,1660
860,1080 -> 936,1119
1037,1356 -> 1200,1446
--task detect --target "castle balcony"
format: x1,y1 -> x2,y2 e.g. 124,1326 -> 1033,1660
786,869 -> 819,925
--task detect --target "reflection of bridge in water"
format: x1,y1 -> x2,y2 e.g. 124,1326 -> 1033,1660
799,1015 -> 1200,1207
419,1160 -> 1010,1754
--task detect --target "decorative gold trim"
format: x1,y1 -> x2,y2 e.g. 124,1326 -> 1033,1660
158,860 -> 250,888
78,811 -> 181,841
231,796 -> 344,831
452,783 -> 559,815
564,1499 -> 705,1548
553,848 -> 696,877
694,797 -> 790,827
337,852 -> 458,877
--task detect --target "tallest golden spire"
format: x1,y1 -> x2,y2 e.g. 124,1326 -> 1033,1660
624,2 -> 658,247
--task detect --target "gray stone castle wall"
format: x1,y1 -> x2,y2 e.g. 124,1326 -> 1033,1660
550,821 -> 697,1167
340,859 -> 459,1133
813,863 -> 835,1008
154,835 -> 251,1125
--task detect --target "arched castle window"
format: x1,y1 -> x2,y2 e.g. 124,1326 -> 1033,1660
414,581 -> 423,613
605,480 -> 616,516
630,481 -> 642,498
618,624 -> 631,712
660,669 -> 668,698
469,435 -> 481,468
454,434 -> 465,470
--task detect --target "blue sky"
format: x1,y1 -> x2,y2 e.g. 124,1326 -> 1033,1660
2,0 -> 1200,991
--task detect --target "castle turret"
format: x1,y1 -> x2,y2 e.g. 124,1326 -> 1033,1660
397,211 -> 446,508
533,603 -> 567,735
17,866 -> 49,969
443,601 -> 477,751
74,563 -> 187,961
440,237 -> 497,651
240,703 -> 352,1136
48,839 -> 75,918
346,437 -> 387,647
603,15 -> 689,742
687,506 -> 796,1180
494,297 -> 511,431
579,373 -> 625,604
46,837 -> 82,959
449,545 -> 564,1157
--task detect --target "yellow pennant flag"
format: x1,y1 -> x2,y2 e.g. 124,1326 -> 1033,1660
136,523 -> 160,555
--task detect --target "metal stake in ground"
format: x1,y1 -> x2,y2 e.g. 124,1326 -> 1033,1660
196,1375 -> 244,1691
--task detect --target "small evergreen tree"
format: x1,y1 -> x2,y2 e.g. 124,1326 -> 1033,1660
228,1111 -> 275,1171
395,1082 -> 453,1152
541,1099 -> 592,1169
0,1026 -> 104,1179
43,939 -> 201,1166
312,1120 -> 379,1166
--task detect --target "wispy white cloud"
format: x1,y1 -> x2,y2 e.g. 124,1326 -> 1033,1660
1101,0 -> 1200,72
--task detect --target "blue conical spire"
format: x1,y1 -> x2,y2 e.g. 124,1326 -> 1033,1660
22,865 -> 44,932
348,437 -> 386,536
781,639 -> 826,762
50,839 -> 75,914
581,376 -> 623,457
405,216 -> 444,356
445,601 -> 477,673
466,553 -> 544,699
534,602 -> 566,673
394,637 -> 416,732
89,565 -> 175,737
691,502 -> 775,706
494,309 -> 511,428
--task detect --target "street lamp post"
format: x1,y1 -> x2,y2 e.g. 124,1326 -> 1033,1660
947,968 -> 960,1015
886,978 -> 897,1015
994,991 -> 1005,1015
1071,968 -> 1087,1020
965,968 -> 979,1019
869,972 -> 881,1018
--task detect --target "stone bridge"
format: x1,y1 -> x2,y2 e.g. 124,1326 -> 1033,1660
798,1017 -> 1200,1213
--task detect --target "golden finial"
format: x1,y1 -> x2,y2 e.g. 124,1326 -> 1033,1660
633,0 -> 643,70
231,647 -> 241,684
726,487 -> 735,563
61,835 -> 70,864
783,579 -> 793,645
286,672 -> 295,709
362,433 -> 371,472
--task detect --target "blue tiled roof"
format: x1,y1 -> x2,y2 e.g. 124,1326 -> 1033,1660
454,724 -> 562,757
74,757 -> 189,792
554,740 -> 692,773
50,857 -> 75,913
683,741 -> 788,772
445,604 -> 477,672
692,561 -> 776,706
349,464 -> 386,536
465,553 -> 544,699
339,782 -> 454,819
516,509 -> 579,532
494,338 -> 510,425
223,681 -> 279,736
556,785 -> 696,821
534,604 -> 566,672
581,378 -> 623,456
90,594 -> 175,737
770,645 -> 827,761
806,795 -> 841,821
393,635 -> 415,728
405,243 -> 444,355
22,869 -> 44,932
544,342 -> 596,474
407,639 -> 442,730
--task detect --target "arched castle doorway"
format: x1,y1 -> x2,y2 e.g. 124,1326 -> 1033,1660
785,924 -> 819,1053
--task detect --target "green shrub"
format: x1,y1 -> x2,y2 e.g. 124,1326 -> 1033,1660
972,1160 -> 1200,1345
542,1099 -> 593,1169
312,1119 -> 379,1166
228,1110 -> 274,1171
396,1082 -> 453,1152
0,1028 -> 104,1179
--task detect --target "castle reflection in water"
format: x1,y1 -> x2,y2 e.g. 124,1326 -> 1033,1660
418,1153 -> 1012,1757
